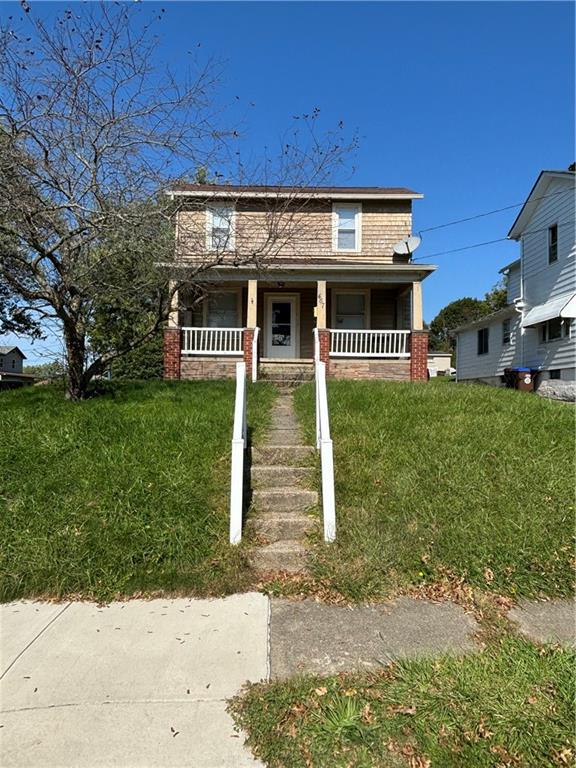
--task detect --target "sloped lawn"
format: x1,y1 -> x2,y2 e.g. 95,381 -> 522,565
231,637 -> 575,768
0,380 -> 275,602
294,380 -> 574,600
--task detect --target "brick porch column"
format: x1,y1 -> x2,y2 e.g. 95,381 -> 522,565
317,328 -> 330,374
410,330 -> 429,381
243,328 -> 255,376
163,327 -> 181,380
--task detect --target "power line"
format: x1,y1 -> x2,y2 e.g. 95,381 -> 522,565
412,220 -> 575,262
417,188 -> 574,234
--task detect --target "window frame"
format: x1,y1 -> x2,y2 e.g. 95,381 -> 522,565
502,318 -> 511,345
548,223 -> 558,264
477,327 -> 489,356
331,288 -> 370,330
198,288 -> 242,328
540,317 -> 571,343
206,203 -> 236,252
332,203 -> 362,253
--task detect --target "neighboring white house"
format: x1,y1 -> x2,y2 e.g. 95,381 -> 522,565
455,168 -> 576,393
427,351 -> 452,375
0,345 -> 35,389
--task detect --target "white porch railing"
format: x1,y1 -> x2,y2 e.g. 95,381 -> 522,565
182,327 -> 244,355
229,362 -> 247,545
329,329 -> 410,358
314,337 -> 336,543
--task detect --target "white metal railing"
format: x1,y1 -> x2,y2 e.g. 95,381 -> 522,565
315,357 -> 336,542
329,329 -> 410,358
229,362 -> 247,544
251,327 -> 260,382
182,327 -> 244,355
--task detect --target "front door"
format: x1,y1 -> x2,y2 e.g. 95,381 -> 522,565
265,295 -> 299,358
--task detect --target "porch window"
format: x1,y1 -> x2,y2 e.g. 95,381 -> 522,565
333,204 -> 361,251
208,204 -> 235,251
334,292 -> 367,329
206,291 -> 239,327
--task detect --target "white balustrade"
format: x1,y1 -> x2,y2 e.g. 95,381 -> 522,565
182,327 -> 244,355
329,329 -> 410,358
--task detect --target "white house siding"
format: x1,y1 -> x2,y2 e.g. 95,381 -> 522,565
456,313 -> 522,382
506,263 -> 521,302
521,177 -> 575,307
520,176 -> 576,377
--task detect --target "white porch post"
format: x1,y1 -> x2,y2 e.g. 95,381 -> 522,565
168,280 -> 179,328
316,280 -> 327,329
411,281 -> 423,331
247,279 -> 258,328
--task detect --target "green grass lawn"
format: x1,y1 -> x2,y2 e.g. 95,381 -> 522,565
231,637 -> 575,768
0,380 -> 275,602
294,380 -> 574,600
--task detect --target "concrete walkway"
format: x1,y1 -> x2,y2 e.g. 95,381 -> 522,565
0,595 -> 268,768
2,594 -> 573,766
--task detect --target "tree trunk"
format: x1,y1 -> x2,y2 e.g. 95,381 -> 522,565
63,324 -> 88,401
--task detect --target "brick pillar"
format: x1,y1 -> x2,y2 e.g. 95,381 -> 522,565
317,328 -> 330,375
410,330 -> 429,381
243,328 -> 255,377
163,327 -> 181,380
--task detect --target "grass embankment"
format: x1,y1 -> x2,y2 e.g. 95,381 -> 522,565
232,637 -> 575,768
293,380 -> 574,601
0,380 -> 275,602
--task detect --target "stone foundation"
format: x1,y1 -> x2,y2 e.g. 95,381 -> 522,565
180,356 -> 242,380
328,359 -> 411,381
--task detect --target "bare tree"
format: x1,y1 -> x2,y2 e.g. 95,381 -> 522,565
0,3 -> 355,400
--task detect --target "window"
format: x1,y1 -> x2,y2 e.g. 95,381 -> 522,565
549,369 -> 561,380
540,317 -> 562,342
208,204 -> 235,251
477,327 -> 489,355
333,291 -> 367,329
548,224 -> 558,263
11,358 -> 16,369
206,291 -> 239,327
502,319 -> 511,345
333,204 -> 361,251
0,357 -> 3,370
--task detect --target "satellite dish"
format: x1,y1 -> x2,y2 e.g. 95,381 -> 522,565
393,235 -> 421,257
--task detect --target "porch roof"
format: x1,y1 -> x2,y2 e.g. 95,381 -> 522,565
170,260 -> 436,284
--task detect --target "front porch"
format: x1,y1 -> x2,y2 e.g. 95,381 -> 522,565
164,279 -> 429,382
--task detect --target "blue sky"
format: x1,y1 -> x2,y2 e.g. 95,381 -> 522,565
1,1 -> 574,364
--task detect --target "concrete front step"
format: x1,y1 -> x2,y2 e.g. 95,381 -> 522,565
269,415 -> 301,430
251,540 -> 308,574
252,488 -> 318,513
264,429 -> 304,446
251,465 -> 313,488
249,513 -> 315,541
252,445 -> 315,465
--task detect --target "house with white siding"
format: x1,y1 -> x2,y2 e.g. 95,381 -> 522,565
0,345 -> 35,389
455,168 -> 575,393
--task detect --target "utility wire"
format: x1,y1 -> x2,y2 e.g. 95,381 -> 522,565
417,188 -> 574,234
412,219 -> 575,262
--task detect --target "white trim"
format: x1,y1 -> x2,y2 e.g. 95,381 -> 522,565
332,203 -> 362,253
331,288 -> 370,330
264,293 -> 300,358
206,202 -> 236,252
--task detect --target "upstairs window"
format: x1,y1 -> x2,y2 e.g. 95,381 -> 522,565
502,319 -> 511,345
333,204 -> 361,252
208,204 -> 235,251
477,327 -> 489,355
548,224 -> 558,264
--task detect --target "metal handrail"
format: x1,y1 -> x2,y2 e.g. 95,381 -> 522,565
229,362 -> 247,544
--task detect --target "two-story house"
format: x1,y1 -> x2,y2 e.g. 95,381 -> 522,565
455,168 -> 576,392
0,345 -> 35,389
163,184 -> 436,382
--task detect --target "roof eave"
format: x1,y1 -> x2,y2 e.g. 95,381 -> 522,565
166,189 -> 423,201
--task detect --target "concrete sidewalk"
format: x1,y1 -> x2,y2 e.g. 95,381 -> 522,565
0,595 -> 268,768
